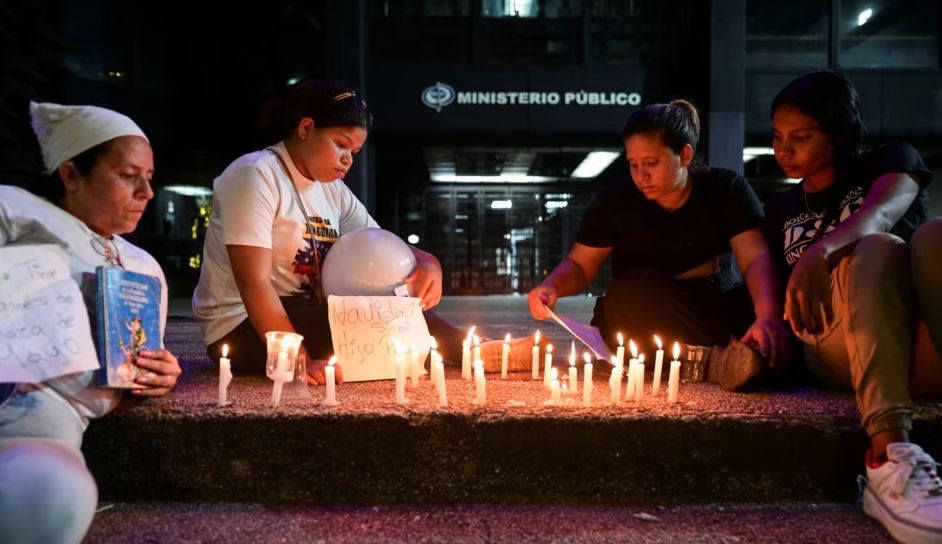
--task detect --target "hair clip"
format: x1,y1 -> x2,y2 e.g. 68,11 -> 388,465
332,91 -> 356,101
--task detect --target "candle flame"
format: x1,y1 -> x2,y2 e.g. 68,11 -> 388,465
546,343 -> 553,354
617,332 -> 624,346
654,335 -> 662,349
430,336 -> 438,350
629,339 -> 638,358
221,344 -> 229,358
473,335 -> 480,346
534,329 -> 541,343
327,356 -> 337,367
583,352 -> 592,364
673,341 -> 681,360
504,333 -> 511,343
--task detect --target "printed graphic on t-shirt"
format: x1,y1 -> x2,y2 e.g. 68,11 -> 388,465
781,186 -> 864,266
291,215 -> 340,299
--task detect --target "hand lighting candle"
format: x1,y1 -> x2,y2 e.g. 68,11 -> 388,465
668,341 -> 681,404
532,330 -> 541,380
652,335 -> 665,396
218,344 -> 232,407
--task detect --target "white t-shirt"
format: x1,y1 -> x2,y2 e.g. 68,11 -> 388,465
192,142 -> 378,345
0,185 -> 168,424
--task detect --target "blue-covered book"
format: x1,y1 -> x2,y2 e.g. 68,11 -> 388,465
95,266 -> 162,389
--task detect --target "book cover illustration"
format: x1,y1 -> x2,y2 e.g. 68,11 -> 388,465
95,267 -> 162,389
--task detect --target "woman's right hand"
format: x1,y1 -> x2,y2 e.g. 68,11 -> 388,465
528,283 -> 558,320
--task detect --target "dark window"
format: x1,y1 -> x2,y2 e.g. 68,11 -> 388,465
839,0 -> 939,68
746,0 -> 829,68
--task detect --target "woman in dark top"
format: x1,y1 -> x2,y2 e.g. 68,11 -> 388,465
529,100 -> 791,380
763,70 -> 942,543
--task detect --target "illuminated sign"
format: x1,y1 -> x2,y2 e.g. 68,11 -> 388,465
421,82 -> 641,112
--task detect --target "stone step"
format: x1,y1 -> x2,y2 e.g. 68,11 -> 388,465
84,502 -> 896,543
81,359 -> 942,505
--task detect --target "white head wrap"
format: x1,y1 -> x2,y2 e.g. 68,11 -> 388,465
29,101 -> 148,174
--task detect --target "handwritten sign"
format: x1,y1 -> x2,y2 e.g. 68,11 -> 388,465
0,245 -> 99,383
327,295 -> 431,382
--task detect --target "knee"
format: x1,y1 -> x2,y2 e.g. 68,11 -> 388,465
0,440 -> 98,544
851,233 -> 909,271
911,218 -> 942,266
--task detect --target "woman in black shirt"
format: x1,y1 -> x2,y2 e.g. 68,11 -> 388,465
528,100 -> 790,380
763,70 -> 942,543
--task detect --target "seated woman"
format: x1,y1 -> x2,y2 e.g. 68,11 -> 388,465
528,100 -> 790,388
763,70 -> 942,543
192,79 -> 530,380
0,102 -> 181,543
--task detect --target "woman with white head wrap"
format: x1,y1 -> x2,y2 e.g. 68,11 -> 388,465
0,102 -> 181,544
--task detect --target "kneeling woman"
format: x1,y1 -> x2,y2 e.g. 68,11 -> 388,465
529,100 -> 790,377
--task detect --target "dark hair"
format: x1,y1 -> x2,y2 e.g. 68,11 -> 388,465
29,140 -> 114,202
622,99 -> 701,165
259,78 -> 372,142
771,70 -> 865,159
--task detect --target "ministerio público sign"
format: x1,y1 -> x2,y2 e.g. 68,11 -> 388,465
421,82 -> 641,113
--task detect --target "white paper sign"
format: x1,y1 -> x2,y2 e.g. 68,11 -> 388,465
544,304 -> 614,362
0,245 -> 100,383
327,295 -> 431,382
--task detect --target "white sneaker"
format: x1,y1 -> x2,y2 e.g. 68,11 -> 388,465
860,442 -> 942,544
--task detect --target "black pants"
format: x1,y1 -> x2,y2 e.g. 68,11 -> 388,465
207,297 -> 465,374
591,272 -> 754,355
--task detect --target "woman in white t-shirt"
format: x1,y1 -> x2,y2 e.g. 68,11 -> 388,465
193,79 -> 492,382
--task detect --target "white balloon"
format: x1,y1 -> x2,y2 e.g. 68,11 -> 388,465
321,227 -> 417,296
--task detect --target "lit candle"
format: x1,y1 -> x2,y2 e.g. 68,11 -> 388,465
501,333 -> 511,379
410,344 -> 420,387
462,326 -> 475,381
395,342 -> 409,405
668,342 -> 681,404
532,330 -> 541,380
635,353 -> 645,405
218,344 -> 232,407
625,339 -> 639,402
568,341 -> 578,393
472,360 -> 486,405
543,343 -> 554,386
582,352 -> 593,407
324,356 -> 338,406
429,337 -> 439,386
609,356 -> 622,405
652,335 -> 665,396
435,356 -> 447,407
271,350 -> 290,407
616,333 -> 625,367
545,368 -> 561,406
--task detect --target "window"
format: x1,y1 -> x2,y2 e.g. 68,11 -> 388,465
746,0 -> 829,68
839,0 -> 939,68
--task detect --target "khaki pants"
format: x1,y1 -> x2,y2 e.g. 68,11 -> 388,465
802,221 -> 942,438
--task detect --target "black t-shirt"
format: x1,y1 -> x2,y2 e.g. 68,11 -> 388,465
576,167 -> 765,283
764,142 -> 932,279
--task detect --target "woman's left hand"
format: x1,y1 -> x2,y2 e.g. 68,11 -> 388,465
403,259 -> 443,309
740,316 -> 792,372
132,348 -> 182,397
784,244 -> 833,336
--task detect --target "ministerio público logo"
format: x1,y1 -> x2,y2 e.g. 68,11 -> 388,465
421,82 -> 641,112
421,82 -> 456,112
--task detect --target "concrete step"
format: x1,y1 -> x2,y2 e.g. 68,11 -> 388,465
84,502 -> 895,543
81,357 -> 942,506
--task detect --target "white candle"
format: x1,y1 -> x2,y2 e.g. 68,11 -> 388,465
568,342 -> 578,394
616,332 -> 625,367
501,333 -> 510,379
625,340 -> 639,401
543,343 -> 554,386
652,335 -> 665,396
582,352 -> 593,407
435,357 -> 447,406
218,344 -> 232,407
635,354 -> 645,405
668,342 -> 681,404
429,337 -> 439,386
472,360 -> 486,405
461,326 -> 475,381
324,356 -> 338,406
395,343 -> 409,405
410,344 -> 420,387
531,330 -> 541,380
546,368 -> 561,406
609,356 -> 622,405
271,351 -> 290,407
